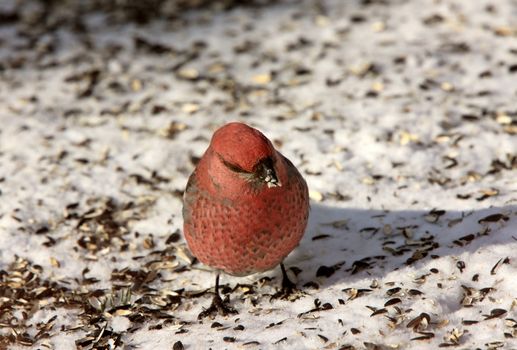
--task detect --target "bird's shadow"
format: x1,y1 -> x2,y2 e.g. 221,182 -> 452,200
279,203 -> 516,290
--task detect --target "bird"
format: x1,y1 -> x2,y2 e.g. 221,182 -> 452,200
182,122 -> 309,319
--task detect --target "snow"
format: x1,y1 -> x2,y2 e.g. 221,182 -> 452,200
0,0 -> 516,349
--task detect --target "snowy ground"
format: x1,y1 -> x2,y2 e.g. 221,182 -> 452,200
0,0 -> 516,349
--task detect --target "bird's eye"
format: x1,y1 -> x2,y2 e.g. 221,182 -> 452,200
218,153 -> 248,173
225,161 -> 246,173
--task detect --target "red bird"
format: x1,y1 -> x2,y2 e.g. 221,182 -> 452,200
183,122 -> 309,318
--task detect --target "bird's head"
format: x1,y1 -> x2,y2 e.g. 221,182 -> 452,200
210,122 -> 281,188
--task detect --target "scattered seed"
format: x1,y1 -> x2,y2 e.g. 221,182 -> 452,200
350,328 -> 361,335
370,308 -> 388,317
484,309 -> 507,320
273,337 -> 287,344
173,341 -> 184,350
462,320 -> 479,325
318,334 -> 329,342
479,214 -> 509,224
408,289 -> 423,296
243,341 -> 260,346
407,313 -> 431,330
411,332 -> 435,341
491,257 -> 510,275
384,298 -> 402,307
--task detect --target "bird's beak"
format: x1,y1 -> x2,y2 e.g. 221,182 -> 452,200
256,157 -> 281,188
264,166 -> 281,188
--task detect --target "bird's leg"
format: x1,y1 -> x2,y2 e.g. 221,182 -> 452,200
271,263 -> 301,300
198,274 -> 238,319
280,263 -> 297,294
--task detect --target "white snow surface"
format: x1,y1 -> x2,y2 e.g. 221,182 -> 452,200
0,0 -> 516,349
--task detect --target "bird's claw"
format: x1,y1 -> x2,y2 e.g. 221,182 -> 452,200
270,263 -> 305,301
198,294 -> 238,319
271,288 -> 301,301
270,273 -> 304,301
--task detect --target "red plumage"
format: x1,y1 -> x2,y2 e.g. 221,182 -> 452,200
183,122 -> 309,277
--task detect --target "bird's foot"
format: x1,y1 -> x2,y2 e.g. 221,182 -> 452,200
198,294 -> 238,320
270,269 -> 304,301
271,280 -> 303,301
